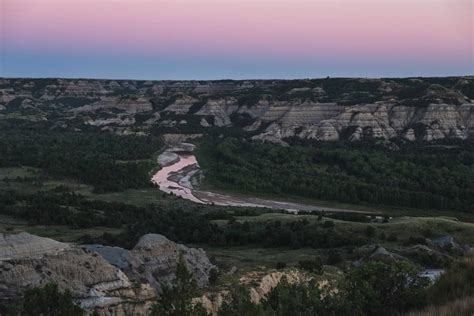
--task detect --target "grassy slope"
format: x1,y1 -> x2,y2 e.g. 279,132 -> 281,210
232,212 -> 474,243
200,212 -> 474,268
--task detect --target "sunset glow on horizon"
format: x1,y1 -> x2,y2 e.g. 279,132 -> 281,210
1,0 -> 473,79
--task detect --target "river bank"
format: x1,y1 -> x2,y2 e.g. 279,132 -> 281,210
151,144 -> 372,214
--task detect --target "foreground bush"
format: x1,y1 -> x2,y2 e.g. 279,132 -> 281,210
344,261 -> 428,315
218,260 -> 428,316
20,283 -> 83,316
407,296 -> 474,316
427,255 -> 474,305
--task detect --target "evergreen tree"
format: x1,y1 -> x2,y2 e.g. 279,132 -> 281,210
344,260 -> 429,315
21,283 -> 83,316
151,255 -> 208,316
218,283 -> 265,316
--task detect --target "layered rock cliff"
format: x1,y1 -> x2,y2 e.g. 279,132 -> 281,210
1,77 -> 473,143
0,232 -> 215,315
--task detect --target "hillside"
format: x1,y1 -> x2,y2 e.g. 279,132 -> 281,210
1,77 -> 474,143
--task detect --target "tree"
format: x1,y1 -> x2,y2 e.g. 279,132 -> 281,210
275,262 -> 287,270
261,276 -> 351,316
365,225 -> 376,238
20,283 -> 84,316
209,268 -> 219,286
344,261 -> 429,315
218,283 -> 265,316
151,255 -> 208,316
298,258 -> 323,274
327,250 -> 343,265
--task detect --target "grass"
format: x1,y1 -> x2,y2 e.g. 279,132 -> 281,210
0,166 -> 192,207
407,296 -> 474,316
198,216 -> 474,272
220,213 -> 474,245
191,244 -> 329,270
0,167 -> 40,180
375,217 -> 474,244
198,177 -> 474,222
82,187 -> 168,205
0,214 -> 123,243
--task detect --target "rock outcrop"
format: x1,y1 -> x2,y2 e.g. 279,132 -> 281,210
353,236 -> 470,268
0,233 -> 155,315
87,234 -> 215,294
430,236 -> 470,256
239,270 -> 315,304
0,232 -> 215,315
196,269 -> 334,315
353,245 -> 407,266
0,232 -> 70,260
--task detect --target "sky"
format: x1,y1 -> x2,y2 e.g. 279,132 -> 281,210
1,0 -> 473,80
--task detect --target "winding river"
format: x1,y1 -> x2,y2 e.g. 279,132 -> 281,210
151,144 -> 369,214
151,154 -> 203,204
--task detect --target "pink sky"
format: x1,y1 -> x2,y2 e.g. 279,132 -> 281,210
1,0 -> 473,79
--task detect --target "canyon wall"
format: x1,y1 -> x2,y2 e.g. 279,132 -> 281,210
1,77 -> 473,143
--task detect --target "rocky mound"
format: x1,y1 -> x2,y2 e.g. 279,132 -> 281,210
353,245 -> 408,266
353,236 -> 470,268
431,236 -> 471,256
87,234 -> 216,293
0,232 -> 70,260
0,232 -> 216,315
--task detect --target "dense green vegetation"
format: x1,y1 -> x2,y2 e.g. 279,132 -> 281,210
16,283 -> 83,316
0,130 -> 162,192
0,190 -> 370,249
3,189 -> 474,272
427,256 -> 474,305
219,260 -> 428,316
151,256 -> 208,316
197,138 -> 474,212
144,259 -> 431,316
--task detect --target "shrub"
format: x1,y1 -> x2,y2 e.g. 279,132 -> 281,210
327,250 -> 343,265
405,236 -> 428,246
20,283 -> 83,316
151,256 -> 207,316
428,256 -> 474,305
323,221 -> 335,229
345,261 -> 429,315
387,233 -> 398,242
276,262 -> 287,270
298,258 -> 323,274
365,226 -> 376,238
209,268 -> 219,286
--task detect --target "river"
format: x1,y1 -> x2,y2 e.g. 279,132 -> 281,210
151,145 -> 370,214
151,154 -> 203,204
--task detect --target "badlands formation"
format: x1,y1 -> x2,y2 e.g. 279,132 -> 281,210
1,77 -> 473,144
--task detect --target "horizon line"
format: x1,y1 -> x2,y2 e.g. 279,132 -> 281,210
3,74 -> 474,82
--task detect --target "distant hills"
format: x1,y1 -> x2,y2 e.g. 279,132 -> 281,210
1,77 -> 473,144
